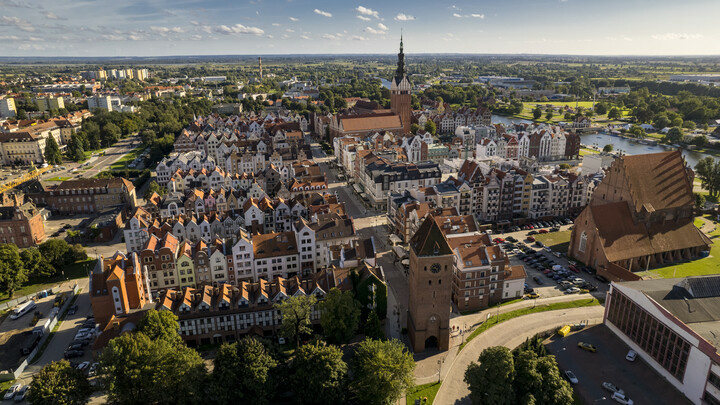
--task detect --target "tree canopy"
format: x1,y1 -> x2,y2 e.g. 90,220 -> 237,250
319,288 -> 361,344
28,360 -> 92,405
136,309 -> 181,344
290,341 -> 348,404
350,339 -> 415,405
211,337 -> 278,405
275,294 -> 317,347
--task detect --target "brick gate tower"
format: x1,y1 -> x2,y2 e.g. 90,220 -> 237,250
408,216 -> 453,352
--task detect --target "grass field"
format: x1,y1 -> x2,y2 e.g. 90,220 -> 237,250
637,225 -> 720,279
579,147 -> 599,156
0,259 -> 95,304
512,102 -> 632,125
46,176 -> 71,182
110,145 -> 145,171
534,231 -> 572,253
406,382 -> 441,405
458,298 -> 600,351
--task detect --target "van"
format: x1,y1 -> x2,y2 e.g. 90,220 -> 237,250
11,300 -> 36,320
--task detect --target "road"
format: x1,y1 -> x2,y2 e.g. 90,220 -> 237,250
433,305 -> 605,405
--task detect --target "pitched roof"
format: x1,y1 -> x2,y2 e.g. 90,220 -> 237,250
621,151 -> 694,212
410,215 -> 452,256
339,113 -> 403,132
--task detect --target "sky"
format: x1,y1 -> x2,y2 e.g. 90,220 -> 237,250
1,0 -> 719,57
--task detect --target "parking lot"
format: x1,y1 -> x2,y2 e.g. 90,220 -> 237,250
43,214 -> 97,239
546,324 -> 691,405
492,221 -> 610,301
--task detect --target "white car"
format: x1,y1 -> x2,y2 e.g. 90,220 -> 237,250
602,382 -> 625,395
77,361 -> 91,372
565,370 -> 578,384
611,392 -> 634,405
625,350 -> 637,362
4,384 -> 21,400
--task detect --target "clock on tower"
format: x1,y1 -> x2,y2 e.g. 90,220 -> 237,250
407,215 -> 453,352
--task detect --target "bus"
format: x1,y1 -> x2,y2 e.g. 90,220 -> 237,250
10,300 -> 37,320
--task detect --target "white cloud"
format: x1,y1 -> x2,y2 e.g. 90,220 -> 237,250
357,15 -> 371,21
470,14 -> 484,18
300,34 -> 310,39
102,34 -> 125,41
651,32 -> 703,40
151,26 -> 184,34
364,23 -> 387,35
356,6 -> 379,19
281,34 -> 290,39
289,17 -> 299,22
286,29 -> 294,33
45,12 -> 65,20
351,35 -> 367,41
214,24 -> 264,35
322,33 -> 340,40
272,23 -> 281,27
266,34 -> 274,39
0,16 -> 35,32
394,13 -> 415,21
455,13 -> 485,18
453,13 -> 462,18
190,21 -> 200,26
314,9 -> 332,18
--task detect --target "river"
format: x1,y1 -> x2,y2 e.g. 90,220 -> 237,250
489,115 -> 709,168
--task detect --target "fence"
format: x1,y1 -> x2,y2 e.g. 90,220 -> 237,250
0,287 -> 57,313
0,283 -> 79,381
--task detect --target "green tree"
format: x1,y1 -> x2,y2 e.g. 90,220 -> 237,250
532,106 -> 542,120
350,339 -> 415,405
141,129 -> 157,146
276,294 -> 317,347
696,193 -> 706,210
363,309 -> 384,340
291,342 -> 348,404
102,122 -> 122,146
671,116 -> 684,128
20,247 -> 54,278
424,120 -> 437,135
512,350 -> 573,405
68,243 -> 87,263
653,114 -> 670,129
211,337 -> 277,405
665,127 -> 683,144
44,136 -> 63,165
545,111 -> 553,121
136,309 -> 181,344
607,107 -> 621,120
99,332 -> 205,404
39,238 -> 70,270
144,180 -> 168,200
0,243 -> 27,298
68,134 -> 85,162
410,123 -> 419,134
319,288 -> 361,344
603,144 -> 614,153
594,102 -> 608,115
464,346 -> 515,405
28,360 -> 92,405
695,157 -> 720,197
683,120 -> 697,130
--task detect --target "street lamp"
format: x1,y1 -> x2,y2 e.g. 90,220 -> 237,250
437,359 -> 443,383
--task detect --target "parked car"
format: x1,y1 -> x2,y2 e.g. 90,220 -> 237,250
565,287 -> 581,294
611,392 -> 634,405
526,236 -> 535,242
4,384 -> 21,400
565,370 -> 578,384
550,227 -> 560,232
67,304 -> 78,316
526,292 -> 539,299
602,382 -> 625,395
625,350 -> 637,362
64,349 -> 83,359
532,276 -> 543,285
77,361 -> 91,372
88,362 -> 100,377
13,385 -> 29,403
67,343 -> 83,352
535,241 -> 544,247
577,342 -> 597,352
595,274 -> 609,283
538,229 -> 549,234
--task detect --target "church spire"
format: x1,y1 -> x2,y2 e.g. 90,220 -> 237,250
394,32 -> 406,85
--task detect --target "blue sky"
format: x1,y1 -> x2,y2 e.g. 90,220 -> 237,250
1,0 -> 719,56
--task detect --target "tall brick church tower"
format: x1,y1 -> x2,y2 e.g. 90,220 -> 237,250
391,35 -> 412,135
408,216 -> 453,352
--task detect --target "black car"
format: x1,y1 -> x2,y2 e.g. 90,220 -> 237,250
67,343 -> 83,352
70,339 -> 90,347
532,276 -> 544,285
535,241 -> 544,248
64,350 -> 83,359
594,274 -> 609,283
550,227 -> 560,232
506,236 -> 518,243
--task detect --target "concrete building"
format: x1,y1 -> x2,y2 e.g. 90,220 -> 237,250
41,178 -> 137,214
90,252 -> 152,327
0,200 -> 46,248
0,98 -> 17,118
605,276 -> 720,405
34,96 -> 65,112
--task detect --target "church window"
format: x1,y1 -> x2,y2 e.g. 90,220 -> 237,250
428,280 -> 432,285
579,232 -> 587,253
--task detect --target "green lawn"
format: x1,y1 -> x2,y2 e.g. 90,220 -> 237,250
534,231 -> 572,253
46,176 -> 71,182
694,217 -> 705,228
0,259 -> 95,304
109,145 -> 145,171
579,147 -> 599,156
637,226 -> 720,279
459,298 -> 601,351
406,382 -> 441,405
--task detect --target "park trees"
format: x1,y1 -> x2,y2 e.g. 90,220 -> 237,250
464,346 -> 515,405
350,339 -> 415,405
28,360 -> 92,405
533,106 -> 542,120
665,127 -> 683,144
276,294 -> 317,347
290,342 -> 348,404
44,136 -> 63,165
594,102 -> 608,115
695,157 -> 720,198
211,337 -> 278,405
603,144 -> 614,153
607,107 -> 621,120
363,309 -> 384,340
20,247 -> 54,278
136,309 -> 181,344
319,288 -> 361,344
99,332 -> 205,404
424,120 -> 437,135
0,243 -> 27,298
144,180 -> 168,200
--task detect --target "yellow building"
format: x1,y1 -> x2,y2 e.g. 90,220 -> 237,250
35,96 -> 65,112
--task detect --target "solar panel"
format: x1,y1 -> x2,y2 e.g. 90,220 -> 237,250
683,276 -> 720,298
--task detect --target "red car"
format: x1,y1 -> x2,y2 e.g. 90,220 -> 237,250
538,229 -> 549,234
568,265 -> 579,273
493,238 -> 505,244
526,236 -> 535,242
